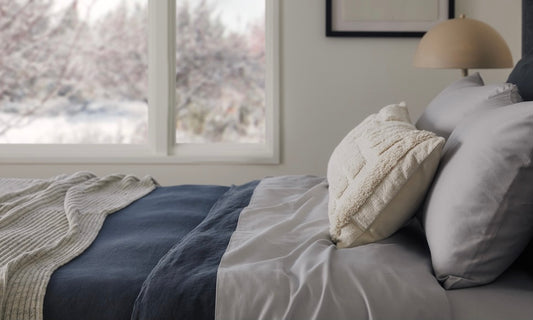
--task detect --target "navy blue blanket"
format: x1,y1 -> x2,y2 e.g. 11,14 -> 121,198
43,184 -> 237,320
131,180 -> 259,320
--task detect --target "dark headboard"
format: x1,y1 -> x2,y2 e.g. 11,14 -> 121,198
524,0 -> 533,55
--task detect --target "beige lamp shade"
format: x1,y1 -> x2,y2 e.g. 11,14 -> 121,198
413,15 -> 513,75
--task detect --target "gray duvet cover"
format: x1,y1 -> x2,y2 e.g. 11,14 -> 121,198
217,176 -> 451,319
217,175 -> 533,320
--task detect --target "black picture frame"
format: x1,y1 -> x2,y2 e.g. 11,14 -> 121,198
326,0 -> 455,37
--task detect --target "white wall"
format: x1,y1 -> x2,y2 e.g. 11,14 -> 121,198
0,0 -> 521,185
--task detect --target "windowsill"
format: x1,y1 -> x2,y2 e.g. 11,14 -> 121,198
0,143 -> 279,165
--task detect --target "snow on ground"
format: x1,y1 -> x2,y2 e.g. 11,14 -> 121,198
0,99 -> 264,144
0,100 -> 148,144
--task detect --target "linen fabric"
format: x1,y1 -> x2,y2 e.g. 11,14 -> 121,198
24,175 -> 533,319
420,102 -> 533,289
0,172 -> 157,320
416,72 -> 521,139
131,181 -> 259,320
327,103 -> 444,248
44,184 -> 230,320
216,176 -> 452,320
444,265 -> 533,320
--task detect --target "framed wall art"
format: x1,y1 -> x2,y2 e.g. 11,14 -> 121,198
326,0 -> 454,37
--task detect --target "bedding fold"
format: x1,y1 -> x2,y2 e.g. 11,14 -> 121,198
131,180 -> 259,320
216,175 -> 452,320
44,184 -> 229,320
0,172 -> 157,320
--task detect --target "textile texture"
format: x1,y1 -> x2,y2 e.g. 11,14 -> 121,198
327,103 -> 444,248
0,172 -> 157,320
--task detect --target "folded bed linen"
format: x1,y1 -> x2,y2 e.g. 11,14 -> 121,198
132,180 -> 259,320
132,176 -> 452,320
216,176 -> 451,319
133,175 -> 533,320
2,174 -> 530,320
44,183 -> 231,320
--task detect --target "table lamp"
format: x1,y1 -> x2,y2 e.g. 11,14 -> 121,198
413,14 -> 513,77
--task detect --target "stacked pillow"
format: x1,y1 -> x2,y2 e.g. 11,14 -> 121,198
327,70 -> 533,289
417,73 -> 533,289
328,103 -> 444,248
416,72 -> 521,139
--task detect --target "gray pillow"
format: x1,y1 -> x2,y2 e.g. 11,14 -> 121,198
420,101 -> 533,289
416,72 -> 521,139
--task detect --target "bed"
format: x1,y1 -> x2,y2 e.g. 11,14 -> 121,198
2,2 -> 533,320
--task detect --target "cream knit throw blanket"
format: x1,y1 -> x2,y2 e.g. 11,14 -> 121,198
0,172 -> 157,320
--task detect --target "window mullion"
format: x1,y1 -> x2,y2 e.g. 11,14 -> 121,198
266,0 -> 280,163
148,0 -> 176,156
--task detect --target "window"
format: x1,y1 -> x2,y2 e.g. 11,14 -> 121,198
175,1 -> 266,144
0,0 -> 148,144
0,0 -> 279,163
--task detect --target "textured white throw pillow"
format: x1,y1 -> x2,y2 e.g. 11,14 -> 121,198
328,103 -> 444,248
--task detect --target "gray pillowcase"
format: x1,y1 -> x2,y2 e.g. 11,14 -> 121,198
420,102 -> 533,289
416,72 -> 521,139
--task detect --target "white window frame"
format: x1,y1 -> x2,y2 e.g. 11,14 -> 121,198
0,0 -> 279,165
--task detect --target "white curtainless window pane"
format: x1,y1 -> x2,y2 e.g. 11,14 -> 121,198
175,0 -> 266,144
0,0 -> 148,144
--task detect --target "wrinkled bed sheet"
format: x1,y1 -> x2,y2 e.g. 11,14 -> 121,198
216,175 -> 451,320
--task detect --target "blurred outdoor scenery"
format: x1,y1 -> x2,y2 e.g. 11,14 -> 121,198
0,0 -> 266,144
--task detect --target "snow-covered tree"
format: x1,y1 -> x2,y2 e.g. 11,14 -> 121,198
175,0 -> 265,142
0,0 -> 265,143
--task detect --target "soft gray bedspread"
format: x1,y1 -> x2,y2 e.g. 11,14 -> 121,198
216,175 -> 451,320
445,265 -> 533,320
